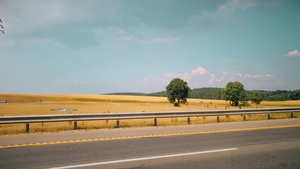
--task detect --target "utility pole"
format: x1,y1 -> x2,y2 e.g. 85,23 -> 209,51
0,18 -> 5,34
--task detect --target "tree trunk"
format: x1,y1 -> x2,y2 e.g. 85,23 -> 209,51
234,100 -> 239,106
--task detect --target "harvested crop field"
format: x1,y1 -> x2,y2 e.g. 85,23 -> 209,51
0,94 -> 300,135
0,94 -> 237,116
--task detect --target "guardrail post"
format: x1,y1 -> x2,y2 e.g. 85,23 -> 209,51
74,121 -> 77,129
154,118 -> 157,126
267,113 -> 270,120
291,112 -> 293,118
243,114 -> 246,121
116,120 -> 120,128
217,116 -> 219,123
187,117 -> 191,124
26,123 -> 29,133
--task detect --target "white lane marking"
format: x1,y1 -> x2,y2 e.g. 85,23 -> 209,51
50,148 -> 238,169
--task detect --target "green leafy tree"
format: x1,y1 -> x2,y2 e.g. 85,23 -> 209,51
221,81 -> 246,106
166,78 -> 190,106
250,91 -> 263,105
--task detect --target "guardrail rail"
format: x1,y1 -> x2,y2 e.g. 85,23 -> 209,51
1,107 -> 300,132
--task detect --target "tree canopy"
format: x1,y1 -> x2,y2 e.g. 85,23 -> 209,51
166,78 -> 190,106
221,81 -> 246,106
250,91 -> 263,105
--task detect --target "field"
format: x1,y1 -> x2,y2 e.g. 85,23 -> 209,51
1,94 -> 300,135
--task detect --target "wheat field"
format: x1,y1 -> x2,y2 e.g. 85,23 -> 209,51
0,94 -> 299,135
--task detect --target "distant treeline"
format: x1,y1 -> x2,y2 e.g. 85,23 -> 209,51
248,90 -> 300,101
146,88 -> 223,99
106,88 -> 300,101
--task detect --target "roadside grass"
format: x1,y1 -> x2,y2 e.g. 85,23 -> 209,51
0,94 -> 300,135
261,100 -> 300,107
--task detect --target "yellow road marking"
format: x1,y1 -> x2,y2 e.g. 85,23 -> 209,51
1,124 -> 300,149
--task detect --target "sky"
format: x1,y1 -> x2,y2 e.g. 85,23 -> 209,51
0,0 -> 300,94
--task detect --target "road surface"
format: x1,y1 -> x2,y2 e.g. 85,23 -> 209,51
0,119 -> 300,168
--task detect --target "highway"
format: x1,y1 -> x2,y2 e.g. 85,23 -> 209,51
1,119 -> 300,168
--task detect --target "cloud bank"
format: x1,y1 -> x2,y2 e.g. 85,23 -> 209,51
286,50 -> 300,57
138,66 -> 276,93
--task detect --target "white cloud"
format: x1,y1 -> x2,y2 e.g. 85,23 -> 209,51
93,27 -> 181,45
245,74 -> 262,78
220,0 -> 256,11
237,73 -> 274,79
216,76 -> 225,82
118,29 -> 125,34
1,1 -> 71,34
208,74 -> 216,85
163,72 -> 182,79
140,66 -> 225,91
163,66 -> 212,81
191,67 -> 209,76
286,50 -> 300,57
265,74 -> 274,78
222,71 -> 228,75
230,73 -> 277,90
155,70 -> 275,91
128,67 -> 279,92
186,0 -> 257,33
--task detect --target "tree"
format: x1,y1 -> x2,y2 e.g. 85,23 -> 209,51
166,78 -> 190,106
250,91 -> 263,105
221,81 -> 246,106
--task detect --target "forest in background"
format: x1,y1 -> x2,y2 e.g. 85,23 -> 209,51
106,88 -> 300,101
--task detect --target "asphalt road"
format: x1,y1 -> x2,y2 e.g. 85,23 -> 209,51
1,120 -> 300,168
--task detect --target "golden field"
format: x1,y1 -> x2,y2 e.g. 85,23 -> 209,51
0,94 -> 300,135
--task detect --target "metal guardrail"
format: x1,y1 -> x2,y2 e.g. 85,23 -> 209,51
1,107 -> 300,132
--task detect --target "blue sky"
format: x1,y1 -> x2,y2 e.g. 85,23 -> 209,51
0,0 -> 300,94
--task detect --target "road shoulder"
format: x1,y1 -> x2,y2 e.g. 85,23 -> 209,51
0,118 -> 299,147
